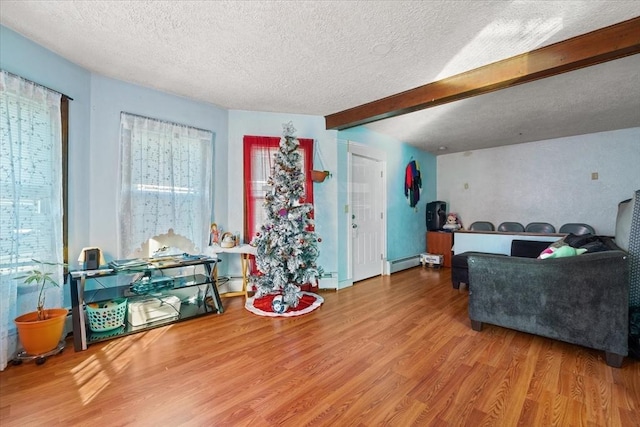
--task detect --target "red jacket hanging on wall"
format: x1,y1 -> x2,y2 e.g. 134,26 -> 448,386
405,160 -> 422,208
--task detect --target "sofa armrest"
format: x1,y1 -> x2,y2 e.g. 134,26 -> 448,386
468,250 -> 629,357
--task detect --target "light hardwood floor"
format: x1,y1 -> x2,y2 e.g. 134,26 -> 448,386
1,267 -> 639,426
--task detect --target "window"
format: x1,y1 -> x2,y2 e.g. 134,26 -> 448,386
243,135 -> 314,243
118,112 -> 213,257
0,70 -> 67,370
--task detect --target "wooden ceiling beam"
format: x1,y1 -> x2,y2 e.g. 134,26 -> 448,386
325,16 -> 640,130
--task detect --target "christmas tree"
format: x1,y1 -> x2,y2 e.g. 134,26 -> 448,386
249,122 -> 323,308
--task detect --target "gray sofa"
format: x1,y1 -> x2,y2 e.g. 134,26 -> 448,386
467,249 -> 629,367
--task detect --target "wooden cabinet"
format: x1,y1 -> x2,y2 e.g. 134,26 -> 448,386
426,231 -> 453,267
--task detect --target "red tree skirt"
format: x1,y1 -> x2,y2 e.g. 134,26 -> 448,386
245,291 -> 324,317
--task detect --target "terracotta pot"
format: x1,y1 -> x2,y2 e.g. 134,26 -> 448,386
311,170 -> 330,183
14,308 -> 67,355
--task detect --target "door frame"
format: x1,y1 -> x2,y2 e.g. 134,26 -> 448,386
347,141 -> 387,281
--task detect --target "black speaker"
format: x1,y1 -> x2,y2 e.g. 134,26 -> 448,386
84,248 -> 100,270
426,201 -> 447,231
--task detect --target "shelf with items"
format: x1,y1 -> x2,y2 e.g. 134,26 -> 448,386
69,256 -> 223,351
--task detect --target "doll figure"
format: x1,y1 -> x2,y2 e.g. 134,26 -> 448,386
210,223 -> 221,245
443,213 -> 462,231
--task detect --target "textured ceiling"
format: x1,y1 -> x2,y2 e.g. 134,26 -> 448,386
1,1 -> 639,154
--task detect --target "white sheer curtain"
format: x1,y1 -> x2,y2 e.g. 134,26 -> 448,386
118,113 -> 213,258
249,144 -> 278,237
0,70 -> 63,370
249,146 -> 309,233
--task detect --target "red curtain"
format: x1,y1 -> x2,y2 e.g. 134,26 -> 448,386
243,135 -> 314,244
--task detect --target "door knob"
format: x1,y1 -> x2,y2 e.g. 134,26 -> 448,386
352,223 -> 358,229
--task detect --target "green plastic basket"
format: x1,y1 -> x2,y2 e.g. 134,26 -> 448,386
86,298 -> 127,332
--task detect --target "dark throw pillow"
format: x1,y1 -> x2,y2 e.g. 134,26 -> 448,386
564,233 -> 597,248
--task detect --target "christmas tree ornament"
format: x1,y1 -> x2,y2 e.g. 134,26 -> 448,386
271,295 -> 288,314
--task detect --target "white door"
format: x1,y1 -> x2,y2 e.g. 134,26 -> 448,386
349,144 -> 386,282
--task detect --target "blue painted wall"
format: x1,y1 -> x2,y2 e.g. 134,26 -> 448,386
338,127 -> 437,267
1,24 -> 435,292
1,25 -> 92,264
88,75 -> 229,259
1,25 -> 230,264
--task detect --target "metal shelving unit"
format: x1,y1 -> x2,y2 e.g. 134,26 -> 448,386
68,256 -> 223,351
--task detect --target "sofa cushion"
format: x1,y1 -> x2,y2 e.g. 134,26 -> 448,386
564,233 -> 597,248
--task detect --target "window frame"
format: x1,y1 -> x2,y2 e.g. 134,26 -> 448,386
243,135 -> 314,244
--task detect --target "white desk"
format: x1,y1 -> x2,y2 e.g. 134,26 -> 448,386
453,230 -> 564,255
206,244 -> 257,298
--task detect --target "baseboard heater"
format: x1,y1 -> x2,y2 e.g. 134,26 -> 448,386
384,255 -> 421,275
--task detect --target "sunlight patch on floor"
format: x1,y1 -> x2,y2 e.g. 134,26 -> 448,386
70,325 -> 173,405
71,354 -> 111,405
137,324 -> 172,349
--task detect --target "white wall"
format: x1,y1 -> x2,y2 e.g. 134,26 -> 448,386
437,127 -> 640,236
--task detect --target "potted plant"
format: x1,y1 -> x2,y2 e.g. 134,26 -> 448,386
14,260 -> 68,355
311,170 -> 330,183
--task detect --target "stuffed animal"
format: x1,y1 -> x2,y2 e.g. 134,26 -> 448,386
538,244 -> 587,259
442,212 -> 462,231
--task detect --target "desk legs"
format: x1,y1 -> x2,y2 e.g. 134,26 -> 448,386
70,275 -> 88,351
217,253 -> 251,299
205,262 -> 224,313
241,253 -> 251,298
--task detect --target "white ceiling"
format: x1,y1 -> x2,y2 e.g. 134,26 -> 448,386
1,1 -> 639,154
